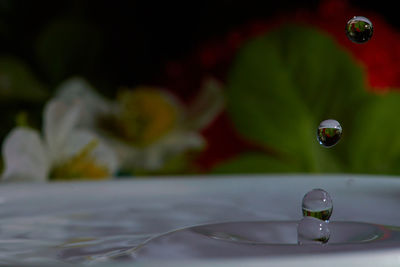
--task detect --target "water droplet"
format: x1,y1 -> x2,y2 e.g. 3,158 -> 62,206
297,216 -> 330,244
302,188 -> 333,221
317,119 -> 342,148
346,16 -> 373,44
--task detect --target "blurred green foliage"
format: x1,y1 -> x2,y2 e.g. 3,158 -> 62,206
35,18 -> 104,83
215,25 -> 400,175
0,56 -> 49,139
348,93 -> 400,174
0,56 -> 48,102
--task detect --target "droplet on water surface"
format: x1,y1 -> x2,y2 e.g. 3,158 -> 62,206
298,189 -> 333,244
346,16 -> 373,44
302,188 -> 333,221
297,216 -> 330,245
317,119 -> 342,148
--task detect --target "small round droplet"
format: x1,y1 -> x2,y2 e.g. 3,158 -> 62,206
302,188 -> 333,221
317,119 -> 342,148
297,216 -> 330,245
346,16 -> 373,44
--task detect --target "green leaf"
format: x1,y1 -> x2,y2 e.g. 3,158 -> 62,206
212,153 -> 302,174
0,56 -> 48,102
225,25 -> 368,173
212,147 -> 343,174
186,77 -> 225,131
311,141 -> 345,173
35,18 -> 104,83
348,92 -> 400,174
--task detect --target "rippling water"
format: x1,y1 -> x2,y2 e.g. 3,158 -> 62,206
1,176 -> 400,265
0,201 -> 267,265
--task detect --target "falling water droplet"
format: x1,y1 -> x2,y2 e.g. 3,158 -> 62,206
297,216 -> 330,244
346,16 -> 373,44
317,119 -> 342,148
302,188 -> 333,221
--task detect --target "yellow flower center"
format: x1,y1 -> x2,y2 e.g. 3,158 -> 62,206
101,88 -> 178,147
50,140 -> 109,181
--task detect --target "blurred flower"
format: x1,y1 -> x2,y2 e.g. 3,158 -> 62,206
1,99 -> 118,182
55,77 -> 224,173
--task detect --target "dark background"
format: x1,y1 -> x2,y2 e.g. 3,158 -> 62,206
1,0 -> 395,90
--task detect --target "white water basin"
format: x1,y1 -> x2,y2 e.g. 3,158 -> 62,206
1,174 -> 400,266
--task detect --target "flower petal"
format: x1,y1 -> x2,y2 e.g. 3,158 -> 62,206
185,77 -> 225,130
1,127 -> 49,182
43,100 -> 81,163
62,130 -> 119,175
55,77 -> 115,127
139,130 -> 204,170
102,136 -> 140,169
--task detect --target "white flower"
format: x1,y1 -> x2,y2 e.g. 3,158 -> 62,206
1,99 -> 118,182
54,77 -> 224,172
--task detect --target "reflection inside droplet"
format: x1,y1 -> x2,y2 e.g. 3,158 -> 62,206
297,216 -> 330,245
346,16 -> 373,43
317,119 -> 342,148
302,188 -> 333,221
